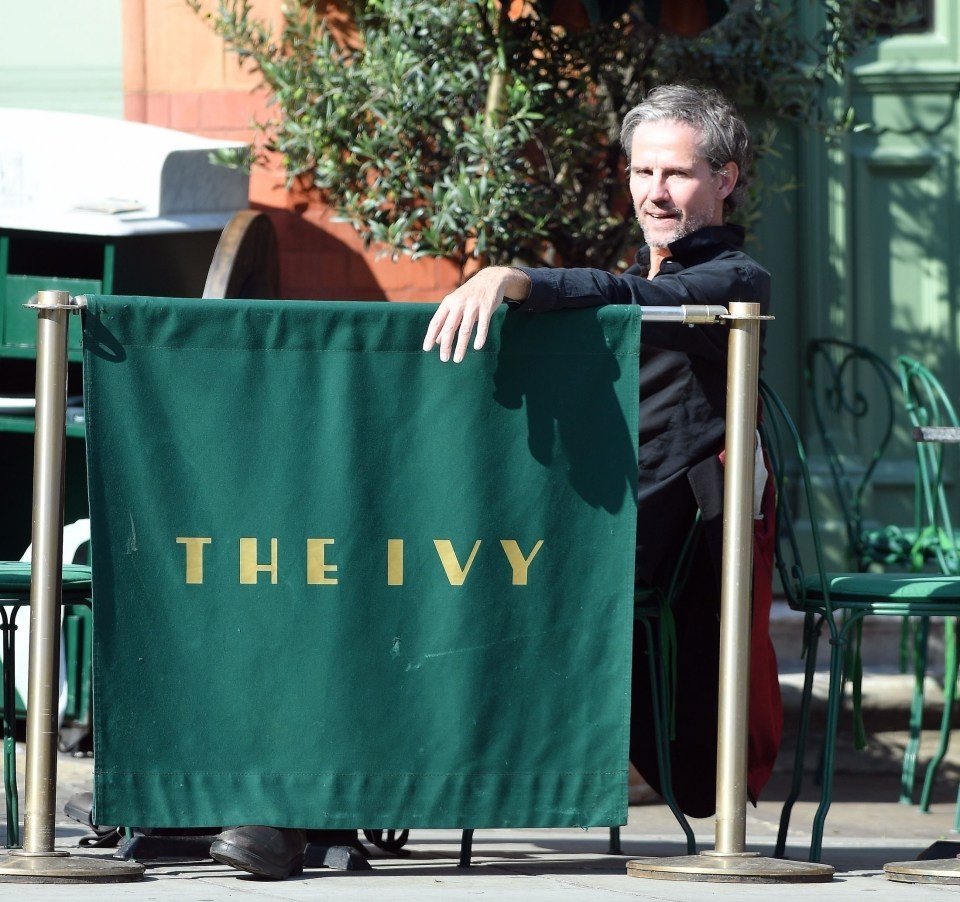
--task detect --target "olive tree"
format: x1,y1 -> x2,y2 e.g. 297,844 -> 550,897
193,0 -> 921,275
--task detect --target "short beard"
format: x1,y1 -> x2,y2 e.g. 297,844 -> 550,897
639,209 -> 711,249
642,230 -> 672,249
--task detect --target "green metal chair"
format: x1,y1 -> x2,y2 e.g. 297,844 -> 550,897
804,339 -> 910,571
760,381 -> 960,863
805,338 -> 938,804
0,561 -> 92,848
897,355 -> 960,816
15,518 -> 94,754
630,510 -> 703,855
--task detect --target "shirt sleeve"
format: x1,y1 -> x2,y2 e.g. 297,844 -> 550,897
516,260 -> 770,363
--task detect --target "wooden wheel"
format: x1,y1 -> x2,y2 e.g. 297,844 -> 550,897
202,210 -> 280,299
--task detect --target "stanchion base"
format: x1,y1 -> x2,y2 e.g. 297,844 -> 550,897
885,857 -> 960,885
627,852 -> 834,883
0,850 -> 145,883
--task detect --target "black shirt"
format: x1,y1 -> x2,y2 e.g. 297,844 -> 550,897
516,224 -> 771,581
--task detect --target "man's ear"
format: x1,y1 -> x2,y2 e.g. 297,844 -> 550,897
717,162 -> 739,199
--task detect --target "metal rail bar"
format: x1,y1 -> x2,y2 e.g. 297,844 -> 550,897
69,296 -> 776,326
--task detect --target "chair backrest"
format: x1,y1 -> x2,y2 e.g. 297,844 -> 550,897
897,355 -> 960,575
758,379 -> 833,615
804,338 -> 902,570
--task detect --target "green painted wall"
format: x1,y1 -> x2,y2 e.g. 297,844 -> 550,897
754,0 -> 959,566
0,0 -> 122,117
845,3 -> 959,390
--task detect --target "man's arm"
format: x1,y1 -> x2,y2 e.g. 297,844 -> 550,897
422,266 -> 532,363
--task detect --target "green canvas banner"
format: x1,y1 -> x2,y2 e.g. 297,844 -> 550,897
82,296 -> 640,830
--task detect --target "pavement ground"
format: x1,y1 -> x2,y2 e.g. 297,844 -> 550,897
5,718 -> 960,900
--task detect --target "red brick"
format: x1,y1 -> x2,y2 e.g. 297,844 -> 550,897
265,211 -> 314,254
199,90 -> 264,132
144,92 -> 172,127
249,170 -> 290,209
366,255 -> 435,298
125,93 -> 147,123
169,93 -> 202,132
283,248 -> 357,300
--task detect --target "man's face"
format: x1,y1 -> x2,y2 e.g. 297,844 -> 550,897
628,120 -> 736,249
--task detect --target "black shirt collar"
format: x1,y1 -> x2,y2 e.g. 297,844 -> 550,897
635,224 -> 746,276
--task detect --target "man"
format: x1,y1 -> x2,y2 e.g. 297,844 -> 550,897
422,82 -> 780,820
205,82 -> 779,879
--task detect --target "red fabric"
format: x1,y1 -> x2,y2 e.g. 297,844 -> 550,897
746,453 -> 783,800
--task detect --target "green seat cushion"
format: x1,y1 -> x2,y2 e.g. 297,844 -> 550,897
0,561 -> 92,598
807,571 -> 960,601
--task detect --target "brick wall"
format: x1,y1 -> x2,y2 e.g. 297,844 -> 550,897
122,0 -> 459,301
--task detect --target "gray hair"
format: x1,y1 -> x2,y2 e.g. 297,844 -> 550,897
620,84 -> 752,217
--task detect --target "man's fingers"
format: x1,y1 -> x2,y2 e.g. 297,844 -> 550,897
473,316 -> 490,352
451,310 -> 480,363
423,307 -> 466,362
424,302 -> 484,363
452,323 -> 471,363
422,307 -> 454,352
424,268 -> 512,361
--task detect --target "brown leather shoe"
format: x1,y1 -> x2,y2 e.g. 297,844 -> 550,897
210,826 -> 307,879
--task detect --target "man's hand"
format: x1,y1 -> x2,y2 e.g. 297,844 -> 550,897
422,267 -> 532,363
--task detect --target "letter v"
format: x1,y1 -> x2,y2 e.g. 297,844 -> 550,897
433,539 -> 481,585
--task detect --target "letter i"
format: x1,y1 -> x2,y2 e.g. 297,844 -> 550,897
388,539 -> 403,585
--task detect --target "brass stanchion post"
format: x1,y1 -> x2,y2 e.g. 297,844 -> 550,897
0,290 -> 143,882
627,302 -> 833,883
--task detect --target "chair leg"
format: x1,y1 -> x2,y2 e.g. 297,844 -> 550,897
638,616 -> 696,854
64,612 -> 81,721
608,826 -> 621,854
900,616 -> 930,804
919,617 -> 957,813
2,605 -> 21,848
808,621 -> 858,863
775,613 -> 822,858
457,829 -> 474,868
